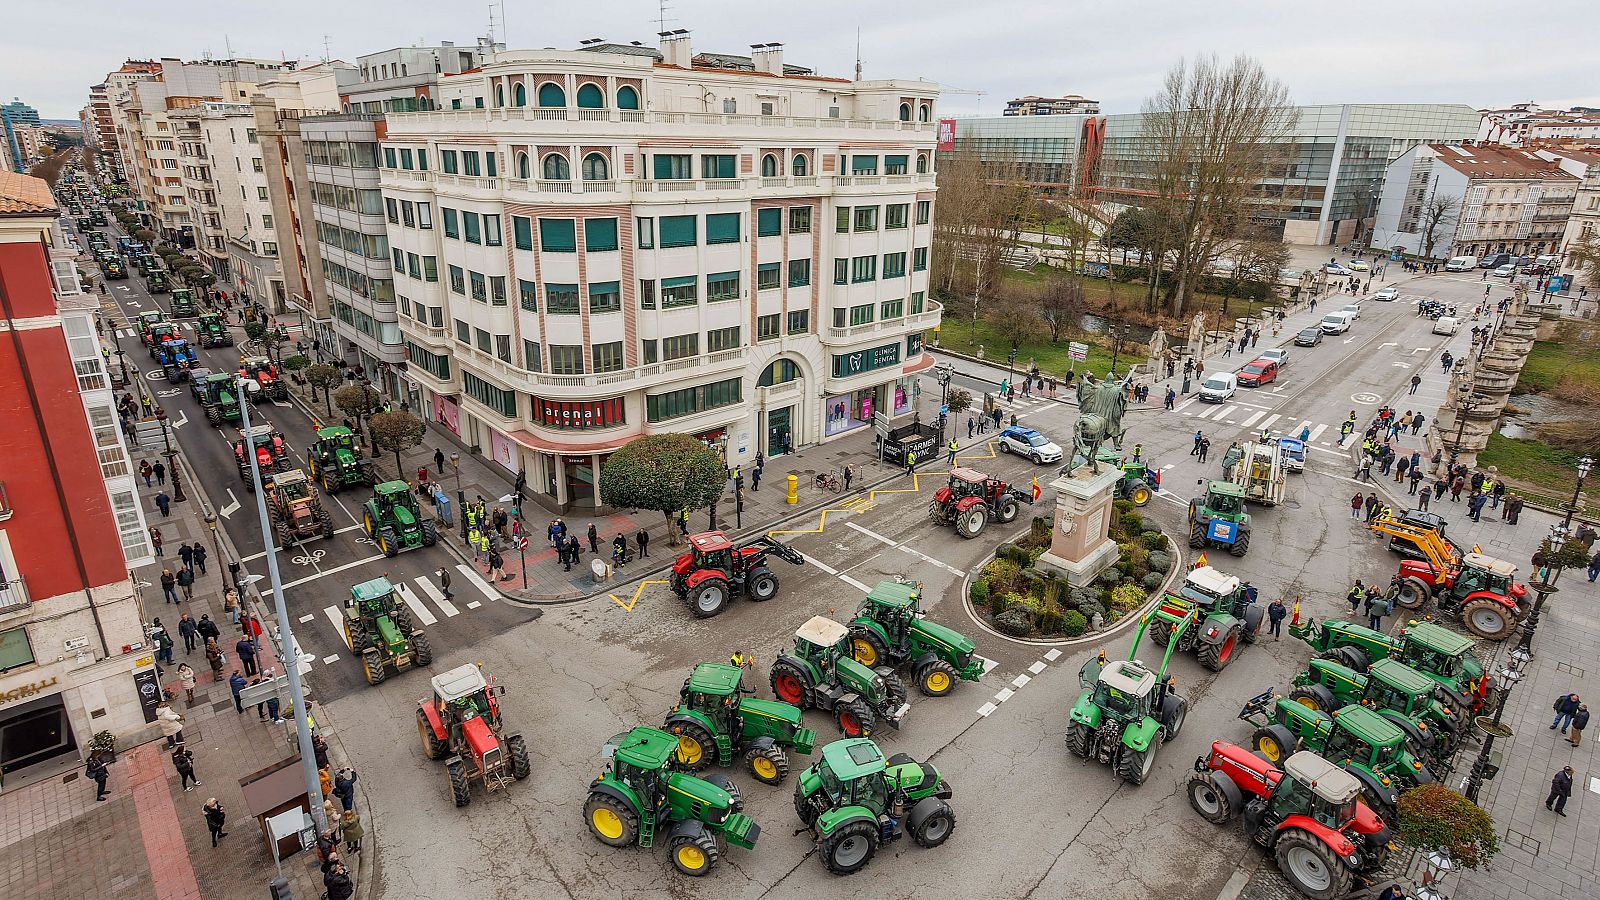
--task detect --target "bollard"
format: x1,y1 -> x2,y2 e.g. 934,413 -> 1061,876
786,473 -> 798,505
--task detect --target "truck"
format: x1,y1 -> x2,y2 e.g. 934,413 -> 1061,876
1225,440 -> 1286,506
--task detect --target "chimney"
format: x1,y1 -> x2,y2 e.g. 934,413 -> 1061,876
660,30 -> 692,68
751,43 -> 783,75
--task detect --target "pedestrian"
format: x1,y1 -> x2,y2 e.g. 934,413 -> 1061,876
1450,476 -> 1465,501
191,542 -> 207,574
1164,388 -> 1176,410
488,546 -> 508,582
177,663 -> 197,704
86,750 -> 110,801
333,767 -> 359,812
1197,437 -> 1210,464
236,636 -> 258,676
565,534 -> 580,570
1468,490 -> 1486,522
1409,374 -> 1421,395
265,689 -> 281,724
586,523 -> 599,555
171,743 -> 202,791
437,566 -> 453,600
1192,431 -> 1203,456
156,700 -> 185,748
205,638 -> 224,677
1395,456 -> 1409,483
947,438 -> 959,466
203,798 -> 228,845
1364,590 -> 1390,631
1547,766 -> 1574,817
179,542 -> 194,572
196,613 -> 220,644
176,566 -> 194,602
1588,550 -> 1600,582
325,861 -> 354,900
178,613 -> 198,654
1365,493 -> 1381,522
160,568 -> 178,604
140,459 -> 154,488
1267,598 -> 1286,640
341,809 -> 364,854
843,464 -> 855,491
1412,413 -> 1425,434
155,490 -> 170,517
1507,494 -> 1523,525
967,417 -> 975,439
612,533 -> 629,567
1553,693 -> 1581,732
311,732 -> 331,770
1350,493 -> 1363,518
434,447 -> 446,474
1346,580 -> 1366,615
636,529 -> 649,558
229,670 -> 247,713
153,460 -> 166,486
751,465 -> 761,491
905,449 -> 916,476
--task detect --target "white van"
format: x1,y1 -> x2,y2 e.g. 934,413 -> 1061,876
1445,256 -> 1476,272
1198,372 -> 1238,403
1320,311 -> 1354,334
1432,316 -> 1461,336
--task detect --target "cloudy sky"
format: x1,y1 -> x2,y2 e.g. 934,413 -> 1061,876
6,0 -> 1597,119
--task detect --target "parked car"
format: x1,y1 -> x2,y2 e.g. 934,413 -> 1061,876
1237,359 -> 1280,387
1432,316 -> 1461,336
1371,286 -> 1399,302
1479,253 -> 1511,269
1348,260 -> 1370,272
1257,347 -> 1290,367
1198,372 -> 1238,403
1294,327 -> 1323,347
1325,263 -> 1353,276
1493,264 -> 1516,278
997,426 -> 1064,464
1340,303 -> 1362,320
1320,312 -> 1354,334
1445,255 -> 1477,272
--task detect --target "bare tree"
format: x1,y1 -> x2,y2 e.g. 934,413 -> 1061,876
1140,55 -> 1298,315
1566,236 -> 1600,292
1037,269 -> 1085,342
1224,237 -> 1292,315
1420,193 -> 1461,259
931,147 -> 1034,298
986,283 -> 1046,351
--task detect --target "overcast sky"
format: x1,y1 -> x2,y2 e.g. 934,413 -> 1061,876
6,0 -> 1597,120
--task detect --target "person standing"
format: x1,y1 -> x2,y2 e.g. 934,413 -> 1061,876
905,449 -> 916,477
153,460 -> 166,486
196,614 -> 221,645
140,459 -> 154,488
171,743 -> 201,791
1547,766 -> 1574,817
437,566 -> 453,600
565,535 -> 580,570
488,546 -> 508,582
179,542 -> 194,572
160,568 -> 179,604
1197,437 -> 1211,464
333,767 -> 359,812
156,700 -> 185,748
843,464 -> 855,491
1507,494 -> 1523,525
586,523 -> 599,555
1417,487 -> 1431,512
203,798 -> 229,845
229,671 -> 247,714
1553,693 -> 1581,732
434,447 -> 446,475
636,529 -> 649,558
176,566 -> 194,603
1346,581 -> 1366,615
1267,598 -> 1287,640
86,750 -> 110,801
154,490 -> 171,518
236,636 -> 259,677
1588,549 -> 1600,582
751,464 -> 762,491
177,663 -> 197,704
947,438 -> 959,466
341,810 -> 364,855
1569,704 -> 1589,747
178,614 -> 198,654
1364,591 -> 1389,631
1350,493 -> 1363,518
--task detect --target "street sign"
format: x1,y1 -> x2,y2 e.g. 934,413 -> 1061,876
515,535 -> 529,551
1068,342 -> 1089,362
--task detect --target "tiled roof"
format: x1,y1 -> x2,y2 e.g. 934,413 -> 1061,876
0,172 -> 58,217
1429,143 -> 1578,180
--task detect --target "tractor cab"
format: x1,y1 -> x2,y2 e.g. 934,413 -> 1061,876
145,322 -> 178,349
134,310 -> 167,336
940,467 -> 990,502
170,289 -> 197,316
677,531 -> 736,579
1397,622 -> 1483,684
1363,659 -> 1439,720
793,616 -> 850,673
347,576 -> 399,619
1257,752 -> 1362,832
600,727 -> 680,801
1175,566 -> 1255,619
812,739 -> 891,809
267,468 -> 311,501
233,424 -> 288,475
1089,658 -> 1158,721
1323,707 -> 1401,770
678,663 -> 746,733
856,581 -> 923,646
373,481 -> 415,518
430,662 -> 502,731
315,426 -> 358,453
1452,553 -> 1523,601
1203,482 -> 1246,517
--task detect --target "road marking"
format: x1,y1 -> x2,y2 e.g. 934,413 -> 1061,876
1217,405 -> 1237,420
454,564 -> 498,601
977,702 -> 998,717
280,552 -> 386,590
977,655 -> 999,674
392,582 -> 438,625
1011,674 -> 1032,688
995,688 -> 1015,702
414,576 -> 461,617
839,573 -> 872,593
845,521 -> 896,545
608,578 -> 669,612
323,606 -> 351,649
897,544 -> 966,575
1238,410 -> 1264,429
219,488 -> 241,519
1190,405 -> 1216,420
799,552 -> 838,575
321,654 -> 340,665
1028,661 -> 1047,675
1307,424 -> 1328,441
1259,414 -> 1281,431
466,600 -> 481,610
1044,649 -> 1062,662
297,613 -> 315,624
797,550 -> 870,591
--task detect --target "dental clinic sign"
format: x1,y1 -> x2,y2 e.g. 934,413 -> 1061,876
832,342 -> 901,378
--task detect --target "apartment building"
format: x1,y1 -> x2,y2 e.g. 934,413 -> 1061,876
1535,147 -> 1600,275
93,61 -> 160,184
0,172 -> 156,779
379,34 -> 940,510
1003,94 -> 1100,116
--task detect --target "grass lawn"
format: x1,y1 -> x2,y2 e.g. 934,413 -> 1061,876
1515,323 -> 1600,394
1000,264 -> 1280,321
930,313 -> 1119,378
1477,433 -> 1597,512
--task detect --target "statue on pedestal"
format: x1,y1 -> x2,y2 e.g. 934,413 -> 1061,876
1070,371 -> 1135,474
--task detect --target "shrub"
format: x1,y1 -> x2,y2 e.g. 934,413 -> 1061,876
1041,579 -> 1066,609
1148,550 -> 1173,573
1118,543 -> 1149,572
1396,784 -> 1499,870
1075,596 -> 1107,622
1029,516 -> 1052,543
969,579 -> 991,606
1059,610 -> 1088,637
1120,513 -> 1145,536
1141,531 -> 1167,550
983,559 -> 1023,595
994,605 -> 1035,637
1141,571 -> 1166,591
1109,583 -> 1148,613
1004,543 -> 1033,566
1037,596 -> 1066,634
1113,499 -> 1134,516
1026,545 -> 1047,566
1099,569 -> 1124,587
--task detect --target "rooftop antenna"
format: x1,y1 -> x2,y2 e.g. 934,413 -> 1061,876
322,34 -> 332,62
854,28 -> 862,82
488,0 -> 505,45
656,0 -> 676,40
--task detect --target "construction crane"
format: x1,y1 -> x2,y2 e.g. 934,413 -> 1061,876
937,85 -> 987,116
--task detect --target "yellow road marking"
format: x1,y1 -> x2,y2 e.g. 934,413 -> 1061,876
767,442 -> 998,539
609,578 -> 669,612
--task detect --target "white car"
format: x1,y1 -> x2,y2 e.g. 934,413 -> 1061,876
1432,316 -> 1461,336
1325,263 -> 1353,276
1493,264 -> 1516,278
997,426 -> 1063,464
1371,287 -> 1399,302
1340,303 -> 1362,320
1258,347 -> 1290,367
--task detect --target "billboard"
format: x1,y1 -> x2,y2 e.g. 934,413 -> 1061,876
937,118 -> 957,152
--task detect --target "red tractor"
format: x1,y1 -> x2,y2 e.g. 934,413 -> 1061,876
928,467 -> 1032,539
231,425 -> 292,492
239,355 -> 288,400
1371,518 -> 1529,640
1187,741 -> 1396,900
417,663 -> 531,807
669,531 -> 805,618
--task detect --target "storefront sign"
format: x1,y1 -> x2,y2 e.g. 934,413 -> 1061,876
133,667 -> 162,723
0,676 -> 59,707
831,342 -> 901,379
530,396 -> 626,430
906,333 -> 924,358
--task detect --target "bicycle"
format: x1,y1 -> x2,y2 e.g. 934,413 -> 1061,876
814,471 -> 841,493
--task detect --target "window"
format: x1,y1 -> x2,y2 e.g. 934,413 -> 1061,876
463,211 -> 482,244
592,340 -> 624,372
462,151 -> 481,176
538,83 -> 566,107
400,148 -> 415,169
836,207 -> 850,233
884,154 -> 908,175
464,372 -> 516,417
833,258 -> 849,284
757,314 -> 780,341
576,83 -> 605,109
851,255 -> 877,283
522,340 -> 542,371
258,187 -> 269,200
661,275 -> 698,307
513,216 -> 533,250
722,98 -> 737,114
910,291 -> 925,314
408,342 -> 450,379
761,154 -> 779,177
262,214 -> 274,229
662,333 -> 699,360
916,153 -> 929,174
490,275 -> 507,305
883,252 -> 906,278
512,83 -> 527,107
400,201 -> 415,227
641,339 -> 658,363
886,204 -> 909,229
850,302 -> 875,326
617,85 -> 640,110
483,214 -> 502,246
854,206 -> 879,232
516,152 -> 530,179
393,248 -> 405,272
495,334 -> 512,362
588,281 -> 621,313
758,207 -> 782,237
384,147 -> 397,168
636,217 -> 654,248
757,263 -> 781,291
788,258 -> 812,287
659,215 -> 697,248
546,283 -> 580,314
708,326 -> 741,352
638,279 -> 656,309
518,279 -> 538,311
550,344 -> 585,375
789,206 -> 811,233
916,200 -> 931,224
899,103 -> 912,122
385,198 -> 399,224
495,84 -> 505,108
542,153 -> 569,181
0,626 -> 36,670
786,309 -> 809,334
654,154 -> 691,180
455,318 -> 470,343
792,154 -> 808,176
706,271 -> 740,302
585,217 -> 618,252
441,149 -> 458,173
405,252 -> 420,278
443,207 -> 459,238
423,256 -> 438,282
417,203 -> 433,229
582,153 -> 609,180
913,247 -> 928,271
851,155 -> 878,175
646,378 -> 741,423
540,218 -> 577,252
470,271 -> 486,302
705,213 -> 740,244
881,298 -> 904,320
449,265 -> 465,294
701,155 -> 736,179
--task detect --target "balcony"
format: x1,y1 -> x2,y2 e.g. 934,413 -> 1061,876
456,345 -> 746,397
825,304 -> 942,342
0,576 -> 27,611
390,107 -> 938,136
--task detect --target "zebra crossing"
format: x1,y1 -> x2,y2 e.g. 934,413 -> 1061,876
1182,400 -> 1339,447
116,320 -> 206,339
296,564 -> 499,664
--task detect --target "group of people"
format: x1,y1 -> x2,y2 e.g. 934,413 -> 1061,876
546,516 -> 651,573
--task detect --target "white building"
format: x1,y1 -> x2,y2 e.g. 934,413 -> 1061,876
1535,148 -> 1600,275
1480,103 -> 1600,146
379,34 -> 940,509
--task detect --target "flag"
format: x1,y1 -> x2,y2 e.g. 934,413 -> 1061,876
1291,598 -> 1301,627
1195,551 -> 1209,569
1031,476 -> 1041,502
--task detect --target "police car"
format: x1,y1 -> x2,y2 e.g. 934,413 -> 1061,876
997,426 -> 1063,464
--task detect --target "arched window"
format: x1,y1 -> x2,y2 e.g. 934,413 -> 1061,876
512,83 -> 527,107
898,103 -> 911,122
791,154 -> 808,177
919,104 -> 931,122
576,83 -> 605,109
542,153 -> 570,181
517,152 -> 531,179
616,85 -> 640,110
761,154 -> 779,177
916,153 -> 928,174
537,82 -> 566,107
494,84 -> 505,107
581,153 -> 609,181
758,358 -> 801,386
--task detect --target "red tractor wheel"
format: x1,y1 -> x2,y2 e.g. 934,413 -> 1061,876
769,660 -> 814,709
835,699 -> 876,738
956,503 -> 989,539
1273,828 -> 1353,900
1393,576 -> 1432,610
1460,597 -> 1517,641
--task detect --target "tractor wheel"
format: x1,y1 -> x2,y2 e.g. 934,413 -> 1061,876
323,473 -> 338,494
835,698 -> 876,738
744,745 -> 789,786
672,721 -> 717,772
393,609 -> 415,634
1065,721 -> 1093,758
821,820 -> 879,876
880,670 -> 909,712
1394,576 -> 1432,610
421,520 -> 439,547
1161,695 -> 1188,742
769,660 -> 815,709
506,735 -> 531,780
1189,523 -> 1207,549
1116,744 -> 1157,785
583,793 -> 638,847
1130,482 -> 1152,506
909,797 -> 957,848
348,626 -> 370,655
916,660 -> 960,697
411,632 -> 433,667
1273,828 -> 1353,900
446,759 -> 471,807
1325,646 -> 1369,673
1196,627 -> 1240,672
379,527 -> 399,557
1461,598 -> 1517,641
416,709 -> 448,760
206,406 -> 220,425
1228,533 -> 1250,557
1186,772 -> 1236,823
688,579 -> 731,618
1288,684 -> 1338,713
322,518 -> 335,538
995,496 -> 1020,524
362,510 -> 375,536
747,568 -> 779,602
956,504 -> 989,539
847,627 -> 889,668
668,830 -> 720,877
361,650 -> 387,685
701,774 -> 742,814
1251,724 -> 1299,764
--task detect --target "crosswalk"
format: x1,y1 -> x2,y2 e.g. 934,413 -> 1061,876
116,320 -> 212,339
296,564 -> 499,663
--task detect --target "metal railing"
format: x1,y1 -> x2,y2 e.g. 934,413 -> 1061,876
0,577 -> 27,611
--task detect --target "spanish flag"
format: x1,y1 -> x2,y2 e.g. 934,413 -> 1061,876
1291,597 -> 1300,626
1195,551 -> 1209,569
1031,476 -> 1041,501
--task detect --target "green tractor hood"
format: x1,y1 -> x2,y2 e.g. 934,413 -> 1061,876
334,447 -> 360,470
392,505 -> 417,528
375,614 -> 406,655
911,618 -> 975,658
737,697 -> 815,754
834,655 -> 884,700
662,771 -> 758,847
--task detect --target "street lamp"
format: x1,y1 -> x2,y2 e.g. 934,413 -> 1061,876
152,407 -> 186,503
1560,455 -> 1593,534
1416,850 -> 1455,900
1447,390 -> 1480,468
1463,647 -> 1529,803
451,452 -> 464,541
114,344 -> 128,385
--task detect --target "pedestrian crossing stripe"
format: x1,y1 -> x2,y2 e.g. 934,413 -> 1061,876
414,576 -> 460,616
392,582 -> 441,624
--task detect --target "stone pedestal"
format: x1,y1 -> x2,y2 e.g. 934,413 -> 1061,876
1034,465 -> 1123,587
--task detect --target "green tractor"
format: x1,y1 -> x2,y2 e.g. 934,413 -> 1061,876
146,270 -> 170,294
196,311 -> 233,347
793,738 -> 955,876
1104,449 -> 1160,507
1147,566 -> 1264,672
170,288 -> 199,317
845,581 -> 986,697
663,661 -> 816,785
583,726 -> 760,877
307,426 -> 376,493
197,372 -> 242,424
1066,606 -> 1193,785
343,576 -> 433,684
770,616 -> 911,738
1188,480 -> 1251,556
1291,618 -> 1487,715
361,481 -> 438,556
1238,693 -> 1433,820
1287,657 -> 1463,763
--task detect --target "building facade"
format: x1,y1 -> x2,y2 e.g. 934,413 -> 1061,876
93,62 -> 160,185
379,35 -> 940,509
1003,95 -> 1099,116
1480,103 -> 1600,146
1536,148 -> 1600,274
2,98 -> 41,171
0,172 -> 156,779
